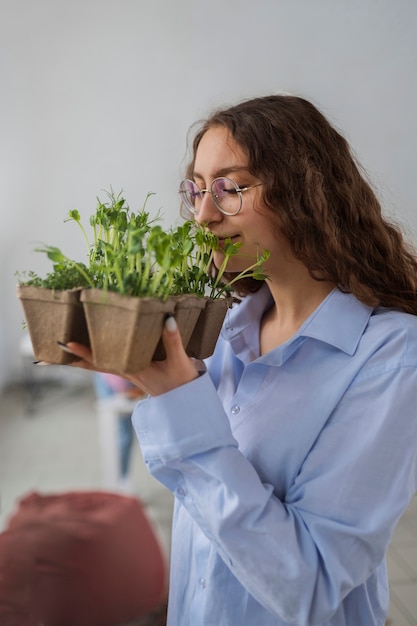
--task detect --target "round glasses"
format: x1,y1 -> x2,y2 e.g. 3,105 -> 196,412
178,177 -> 262,217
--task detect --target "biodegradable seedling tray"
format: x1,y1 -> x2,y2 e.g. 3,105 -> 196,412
17,285 -> 234,374
16,285 -> 90,365
81,290 -> 232,372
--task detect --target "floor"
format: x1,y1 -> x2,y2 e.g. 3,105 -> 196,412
1,369 -> 417,625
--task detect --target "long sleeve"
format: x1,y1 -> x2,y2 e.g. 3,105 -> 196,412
132,290 -> 417,626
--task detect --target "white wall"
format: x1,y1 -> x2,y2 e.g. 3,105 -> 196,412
1,0 -> 416,389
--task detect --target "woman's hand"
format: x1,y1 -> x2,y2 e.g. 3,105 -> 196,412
60,316 -> 200,397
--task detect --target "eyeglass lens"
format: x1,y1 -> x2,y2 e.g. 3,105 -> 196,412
179,177 -> 241,216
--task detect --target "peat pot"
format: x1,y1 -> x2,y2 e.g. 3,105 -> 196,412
16,285 -> 89,365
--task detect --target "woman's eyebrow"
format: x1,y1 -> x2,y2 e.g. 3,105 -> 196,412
193,166 -> 250,179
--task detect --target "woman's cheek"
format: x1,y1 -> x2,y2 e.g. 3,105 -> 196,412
213,247 -> 258,274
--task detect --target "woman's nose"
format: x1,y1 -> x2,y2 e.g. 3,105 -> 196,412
195,192 -> 223,226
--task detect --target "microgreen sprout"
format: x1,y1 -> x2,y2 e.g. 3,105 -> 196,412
18,189 -> 269,299
181,223 -> 270,298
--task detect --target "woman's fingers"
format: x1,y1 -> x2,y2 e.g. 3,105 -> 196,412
57,341 -> 103,372
55,315 -> 200,396
64,341 -> 94,362
126,316 -> 200,396
162,315 -> 199,377
163,315 -> 187,361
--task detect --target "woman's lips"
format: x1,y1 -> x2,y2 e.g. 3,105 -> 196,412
218,235 -> 240,244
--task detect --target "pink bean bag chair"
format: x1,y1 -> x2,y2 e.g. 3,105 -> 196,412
0,491 -> 167,626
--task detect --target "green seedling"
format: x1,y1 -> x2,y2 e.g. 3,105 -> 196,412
18,189 -> 269,299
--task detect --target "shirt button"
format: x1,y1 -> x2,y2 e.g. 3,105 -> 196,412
231,405 -> 240,415
199,577 -> 206,588
177,487 -> 186,497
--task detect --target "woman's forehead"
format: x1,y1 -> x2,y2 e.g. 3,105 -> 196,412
194,126 -> 248,173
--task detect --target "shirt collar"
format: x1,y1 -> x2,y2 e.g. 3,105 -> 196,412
296,287 -> 373,355
222,284 -> 373,361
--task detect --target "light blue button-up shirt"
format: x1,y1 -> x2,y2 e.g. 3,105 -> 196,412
132,286 -> 417,626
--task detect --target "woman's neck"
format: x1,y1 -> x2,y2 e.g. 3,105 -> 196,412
259,277 -> 335,354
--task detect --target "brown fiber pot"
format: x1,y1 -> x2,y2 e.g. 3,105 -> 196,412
186,297 -> 233,359
152,295 -> 207,361
16,285 -> 90,365
80,289 -> 176,373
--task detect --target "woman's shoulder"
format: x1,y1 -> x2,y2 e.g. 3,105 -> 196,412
372,306 -> 417,332
367,306 -> 417,364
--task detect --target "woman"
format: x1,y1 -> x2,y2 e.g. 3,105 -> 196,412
65,95 -> 417,625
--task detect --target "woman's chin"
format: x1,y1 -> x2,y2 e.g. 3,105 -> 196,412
213,252 -> 254,275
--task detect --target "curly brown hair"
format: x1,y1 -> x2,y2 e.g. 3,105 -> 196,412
184,95 -> 417,315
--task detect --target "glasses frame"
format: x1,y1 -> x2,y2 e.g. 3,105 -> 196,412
178,176 -> 262,216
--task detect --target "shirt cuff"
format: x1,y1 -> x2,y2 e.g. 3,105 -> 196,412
132,373 -> 237,463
